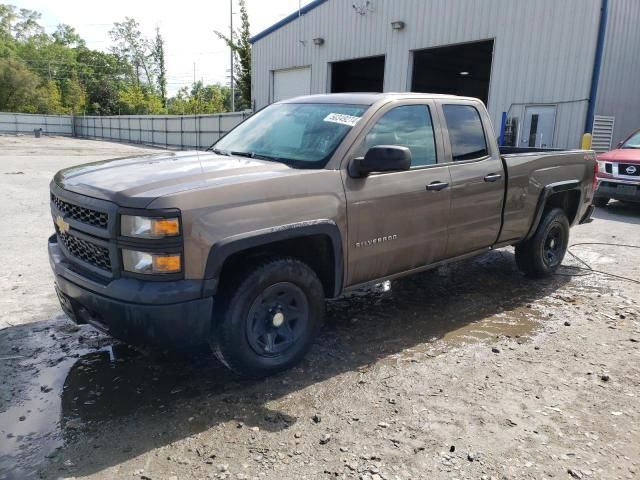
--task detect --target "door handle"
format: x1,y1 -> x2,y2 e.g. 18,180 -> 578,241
484,173 -> 503,182
426,181 -> 449,191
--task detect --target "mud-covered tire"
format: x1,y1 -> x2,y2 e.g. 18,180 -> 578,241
515,208 -> 570,278
210,258 -> 325,378
593,196 -> 609,208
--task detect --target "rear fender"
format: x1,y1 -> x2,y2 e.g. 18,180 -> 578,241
523,180 -> 581,241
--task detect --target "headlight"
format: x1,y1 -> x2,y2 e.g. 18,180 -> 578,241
121,215 -> 180,239
122,250 -> 182,274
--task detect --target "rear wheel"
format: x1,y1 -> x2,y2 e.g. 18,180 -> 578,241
593,196 -> 609,207
211,258 -> 325,377
515,208 -> 569,278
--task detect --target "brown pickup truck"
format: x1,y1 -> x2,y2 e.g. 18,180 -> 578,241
49,93 -> 596,376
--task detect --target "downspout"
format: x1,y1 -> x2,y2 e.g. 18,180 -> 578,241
584,0 -> 609,133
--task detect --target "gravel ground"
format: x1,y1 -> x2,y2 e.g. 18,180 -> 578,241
0,136 -> 639,480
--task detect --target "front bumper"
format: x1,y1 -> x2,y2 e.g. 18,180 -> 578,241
49,234 -> 213,348
596,179 -> 640,203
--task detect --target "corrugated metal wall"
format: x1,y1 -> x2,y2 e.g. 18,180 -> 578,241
73,112 -> 249,149
0,111 -> 248,150
0,112 -> 73,136
595,0 -> 640,146
252,0 -> 604,148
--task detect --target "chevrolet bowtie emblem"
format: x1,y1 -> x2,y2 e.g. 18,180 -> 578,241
55,215 -> 70,234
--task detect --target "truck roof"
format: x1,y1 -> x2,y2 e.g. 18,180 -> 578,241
279,92 -> 479,105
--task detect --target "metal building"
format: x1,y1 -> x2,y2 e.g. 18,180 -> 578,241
250,0 -> 640,150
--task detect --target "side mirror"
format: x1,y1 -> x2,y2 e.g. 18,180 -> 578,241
349,145 -> 412,177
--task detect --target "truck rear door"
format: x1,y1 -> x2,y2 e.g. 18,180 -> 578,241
436,101 -> 505,257
342,100 -> 451,286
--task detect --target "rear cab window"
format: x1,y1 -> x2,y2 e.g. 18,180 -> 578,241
442,104 -> 489,161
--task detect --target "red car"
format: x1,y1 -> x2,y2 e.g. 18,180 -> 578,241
594,128 -> 640,207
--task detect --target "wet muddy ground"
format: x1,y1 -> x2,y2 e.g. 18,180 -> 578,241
1,136 -> 639,480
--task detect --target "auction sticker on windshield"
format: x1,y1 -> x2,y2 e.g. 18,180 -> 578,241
324,113 -> 361,127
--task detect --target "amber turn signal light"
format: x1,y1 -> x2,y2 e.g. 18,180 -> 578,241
151,218 -> 180,237
152,254 -> 181,273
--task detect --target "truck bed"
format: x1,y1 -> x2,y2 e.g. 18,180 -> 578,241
497,148 -> 595,244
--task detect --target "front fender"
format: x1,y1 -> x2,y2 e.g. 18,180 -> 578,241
203,220 -> 344,297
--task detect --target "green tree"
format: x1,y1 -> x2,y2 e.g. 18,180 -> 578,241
12,7 -> 44,40
167,82 -> 231,115
0,57 -> 39,111
118,83 -> 163,114
62,73 -> 86,113
109,17 -> 153,86
75,48 -> 130,114
52,24 -> 84,47
152,27 -> 167,109
215,0 -> 251,110
35,79 -> 63,113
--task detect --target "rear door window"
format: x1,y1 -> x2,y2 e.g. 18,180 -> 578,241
442,105 -> 488,161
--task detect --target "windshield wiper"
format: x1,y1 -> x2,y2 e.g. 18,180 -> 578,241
210,147 -> 231,156
230,151 -> 283,162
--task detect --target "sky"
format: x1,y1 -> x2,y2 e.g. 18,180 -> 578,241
11,0 -> 312,95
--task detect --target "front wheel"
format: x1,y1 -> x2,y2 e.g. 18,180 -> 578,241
211,258 -> 325,377
515,208 -> 570,278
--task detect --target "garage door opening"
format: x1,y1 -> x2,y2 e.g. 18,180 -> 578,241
411,40 -> 494,105
331,55 -> 385,93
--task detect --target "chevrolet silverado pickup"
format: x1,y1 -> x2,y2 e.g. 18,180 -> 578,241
49,93 -> 596,376
594,128 -> 640,206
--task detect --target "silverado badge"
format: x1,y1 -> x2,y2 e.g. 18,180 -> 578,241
355,234 -> 398,248
55,215 -> 70,234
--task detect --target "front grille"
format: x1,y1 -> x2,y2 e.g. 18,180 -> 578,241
51,193 -> 108,229
619,163 -> 640,177
57,230 -> 111,271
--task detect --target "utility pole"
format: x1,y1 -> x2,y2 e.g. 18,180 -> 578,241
230,0 -> 235,112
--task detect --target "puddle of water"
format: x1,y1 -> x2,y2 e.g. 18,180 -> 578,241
441,307 -> 540,345
0,355 -> 79,479
0,322 -> 112,480
0,326 -> 232,480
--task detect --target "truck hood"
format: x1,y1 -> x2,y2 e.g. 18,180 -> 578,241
54,150 -> 297,208
598,148 -> 640,162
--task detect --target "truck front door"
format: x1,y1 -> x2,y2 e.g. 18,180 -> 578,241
342,101 -> 451,286
437,102 -> 505,257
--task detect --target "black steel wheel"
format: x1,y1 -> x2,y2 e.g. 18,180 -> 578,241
245,282 -> 309,357
211,258 -> 324,377
515,208 -> 569,278
542,224 -> 564,269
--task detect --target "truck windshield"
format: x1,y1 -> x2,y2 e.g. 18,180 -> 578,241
621,131 -> 640,149
211,103 -> 368,168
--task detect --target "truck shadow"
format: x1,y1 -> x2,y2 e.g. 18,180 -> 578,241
594,201 -> 640,224
1,249 -> 577,479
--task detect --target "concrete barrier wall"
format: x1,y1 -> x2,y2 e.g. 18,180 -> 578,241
0,111 -> 251,150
